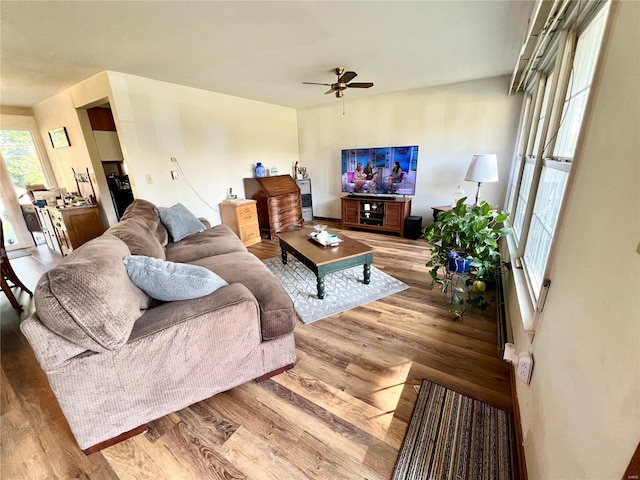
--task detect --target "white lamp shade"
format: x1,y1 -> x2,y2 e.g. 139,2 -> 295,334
465,154 -> 499,183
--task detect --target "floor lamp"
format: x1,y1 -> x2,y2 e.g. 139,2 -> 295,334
465,154 -> 499,206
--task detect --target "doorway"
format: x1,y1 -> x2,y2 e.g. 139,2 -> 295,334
0,128 -> 52,250
86,106 -> 134,220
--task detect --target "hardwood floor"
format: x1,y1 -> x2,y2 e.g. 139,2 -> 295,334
0,222 -> 512,480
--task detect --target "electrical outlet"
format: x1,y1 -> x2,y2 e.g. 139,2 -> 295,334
517,351 -> 533,384
145,174 -> 153,184
170,157 -> 177,163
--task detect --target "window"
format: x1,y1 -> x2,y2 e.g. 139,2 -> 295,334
505,2 -> 610,320
532,71 -> 555,155
0,130 -> 49,196
522,161 -> 570,295
554,8 -> 608,158
505,95 -> 532,215
512,159 -> 535,242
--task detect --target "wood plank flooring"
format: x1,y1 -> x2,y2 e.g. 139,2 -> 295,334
0,222 -> 512,479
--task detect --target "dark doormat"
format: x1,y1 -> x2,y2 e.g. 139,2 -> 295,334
393,379 -> 517,479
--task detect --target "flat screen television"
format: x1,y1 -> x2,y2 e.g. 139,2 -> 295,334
341,146 -> 419,197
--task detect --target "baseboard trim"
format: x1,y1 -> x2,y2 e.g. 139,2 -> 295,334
83,424 -> 148,455
510,368 -> 528,480
255,363 -> 295,382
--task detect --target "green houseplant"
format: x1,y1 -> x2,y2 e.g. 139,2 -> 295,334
423,197 -> 511,316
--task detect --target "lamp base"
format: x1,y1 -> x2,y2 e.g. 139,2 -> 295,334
474,182 -> 482,206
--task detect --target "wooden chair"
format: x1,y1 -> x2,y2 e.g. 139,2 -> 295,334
1,218 -> 33,312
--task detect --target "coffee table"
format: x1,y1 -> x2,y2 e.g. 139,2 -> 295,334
277,228 -> 374,299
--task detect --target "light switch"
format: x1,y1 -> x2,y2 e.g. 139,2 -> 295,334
145,174 -> 153,184
171,170 -> 179,180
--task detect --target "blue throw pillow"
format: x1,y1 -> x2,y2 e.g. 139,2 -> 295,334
154,203 -> 205,242
123,256 -> 227,301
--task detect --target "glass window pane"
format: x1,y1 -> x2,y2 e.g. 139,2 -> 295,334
0,130 -> 48,199
554,90 -> 589,158
507,154 -> 524,214
512,161 -> 535,242
553,7 -> 607,158
533,72 -> 555,155
523,165 -> 570,297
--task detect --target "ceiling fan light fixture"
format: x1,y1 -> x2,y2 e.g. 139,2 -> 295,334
303,67 -> 373,99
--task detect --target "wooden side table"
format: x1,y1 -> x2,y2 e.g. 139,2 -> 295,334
431,204 -> 476,222
431,205 -> 453,222
219,200 -> 261,247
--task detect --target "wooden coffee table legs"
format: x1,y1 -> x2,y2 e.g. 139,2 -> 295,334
364,263 -> 371,285
317,274 -> 325,299
316,263 -> 370,299
280,246 -> 372,300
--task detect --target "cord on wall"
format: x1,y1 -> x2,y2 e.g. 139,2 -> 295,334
170,157 -> 219,214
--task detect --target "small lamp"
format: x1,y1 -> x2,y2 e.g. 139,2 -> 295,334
465,154 -> 499,205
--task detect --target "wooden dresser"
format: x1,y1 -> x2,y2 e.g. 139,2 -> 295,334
243,175 -> 304,239
219,200 -> 261,247
41,205 -> 105,256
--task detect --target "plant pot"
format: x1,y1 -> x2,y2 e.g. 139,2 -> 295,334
447,251 -> 471,273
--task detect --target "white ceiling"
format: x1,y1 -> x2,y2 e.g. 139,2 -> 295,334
1,1 -> 534,109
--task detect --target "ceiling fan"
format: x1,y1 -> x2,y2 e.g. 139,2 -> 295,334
302,67 -> 374,98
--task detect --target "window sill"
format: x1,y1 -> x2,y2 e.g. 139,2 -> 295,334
505,234 -> 536,332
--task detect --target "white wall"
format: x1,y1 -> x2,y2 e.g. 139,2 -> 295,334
507,1 -> 640,478
33,72 -> 116,226
33,89 -> 100,194
107,72 -> 299,223
297,75 -> 522,223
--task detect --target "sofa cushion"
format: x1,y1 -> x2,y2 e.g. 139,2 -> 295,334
34,234 -> 151,352
155,203 -> 205,242
188,252 -> 296,340
121,199 -> 169,247
123,255 -> 228,301
106,217 -> 166,260
165,224 -> 247,263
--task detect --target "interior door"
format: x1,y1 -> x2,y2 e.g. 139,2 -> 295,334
0,153 -> 32,250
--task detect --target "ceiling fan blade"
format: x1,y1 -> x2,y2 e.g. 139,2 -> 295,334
338,71 -> 357,83
347,82 -> 374,88
324,88 -> 335,95
302,82 -> 332,86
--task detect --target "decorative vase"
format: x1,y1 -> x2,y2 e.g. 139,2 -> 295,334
452,185 -> 465,207
447,251 -> 471,273
255,162 -> 266,178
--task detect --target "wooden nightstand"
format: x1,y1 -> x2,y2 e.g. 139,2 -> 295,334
219,200 -> 261,247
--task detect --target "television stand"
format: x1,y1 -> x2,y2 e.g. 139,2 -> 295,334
341,196 -> 411,236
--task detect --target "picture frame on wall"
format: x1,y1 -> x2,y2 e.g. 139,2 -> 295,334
48,127 -> 70,149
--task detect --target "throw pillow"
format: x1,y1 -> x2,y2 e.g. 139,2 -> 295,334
34,234 -> 151,353
123,255 -> 227,301
154,203 -> 205,242
106,217 -> 166,260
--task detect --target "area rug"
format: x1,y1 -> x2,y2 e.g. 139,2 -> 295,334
263,256 -> 408,324
393,380 -> 517,480
7,249 -> 31,260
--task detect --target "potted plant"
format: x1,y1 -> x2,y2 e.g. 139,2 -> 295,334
422,197 -> 511,316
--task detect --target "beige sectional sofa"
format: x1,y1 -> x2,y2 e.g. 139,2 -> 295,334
21,199 -> 297,452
